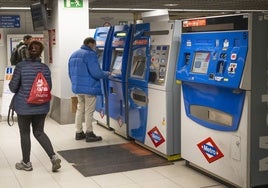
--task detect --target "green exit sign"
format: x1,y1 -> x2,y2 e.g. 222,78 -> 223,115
64,0 -> 83,8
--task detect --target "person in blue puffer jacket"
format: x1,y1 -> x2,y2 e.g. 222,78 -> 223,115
9,40 -> 61,172
68,37 -> 110,142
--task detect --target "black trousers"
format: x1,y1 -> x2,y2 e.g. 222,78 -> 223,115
17,114 -> 55,163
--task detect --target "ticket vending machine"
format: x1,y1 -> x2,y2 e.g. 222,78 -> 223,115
108,24 -> 132,138
176,13 -> 268,187
128,21 -> 181,159
128,22 -> 150,143
93,26 -> 113,128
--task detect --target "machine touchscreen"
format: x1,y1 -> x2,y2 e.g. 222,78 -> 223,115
132,56 -> 146,78
97,51 -> 104,69
111,55 -> 122,75
191,52 -> 210,74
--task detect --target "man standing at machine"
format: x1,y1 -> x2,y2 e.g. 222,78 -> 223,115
68,37 -> 110,142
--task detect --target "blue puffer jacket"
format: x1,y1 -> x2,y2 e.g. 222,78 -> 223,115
9,59 -> 52,115
68,45 -> 109,95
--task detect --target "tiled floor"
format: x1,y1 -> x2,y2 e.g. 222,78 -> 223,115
0,117 -> 228,188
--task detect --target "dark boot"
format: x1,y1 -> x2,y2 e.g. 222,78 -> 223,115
86,131 -> 102,142
75,131 -> 86,140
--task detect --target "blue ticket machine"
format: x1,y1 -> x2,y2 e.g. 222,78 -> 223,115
127,23 -> 150,143
176,13 -> 268,187
108,24 -> 132,138
93,26 -> 113,128
128,21 -> 181,160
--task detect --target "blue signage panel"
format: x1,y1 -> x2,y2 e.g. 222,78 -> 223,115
0,15 -> 20,28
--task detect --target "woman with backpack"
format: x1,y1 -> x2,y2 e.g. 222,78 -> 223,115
8,40 -> 61,172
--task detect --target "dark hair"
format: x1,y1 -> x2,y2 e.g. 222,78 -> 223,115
28,40 -> 44,55
83,37 -> 96,45
23,35 -> 32,41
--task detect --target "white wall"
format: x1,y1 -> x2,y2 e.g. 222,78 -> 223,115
49,0 -> 90,99
89,12 -> 134,28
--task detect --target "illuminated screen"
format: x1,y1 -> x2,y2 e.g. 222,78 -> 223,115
112,55 -> 122,71
191,52 -> 210,74
116,32 -> 126,37
132,56 -> 146,77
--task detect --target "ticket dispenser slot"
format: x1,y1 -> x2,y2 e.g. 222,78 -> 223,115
190,105 -> 233,127
130,89 -> 148,107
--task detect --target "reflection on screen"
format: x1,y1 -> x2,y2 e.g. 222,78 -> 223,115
191,52 -> 210,74
97,51 -> 104,69
132,56 -> 146,77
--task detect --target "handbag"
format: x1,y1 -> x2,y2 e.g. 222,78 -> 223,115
7,95 -> 15,126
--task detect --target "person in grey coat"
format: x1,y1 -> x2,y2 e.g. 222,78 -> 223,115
9,40 -> 61,172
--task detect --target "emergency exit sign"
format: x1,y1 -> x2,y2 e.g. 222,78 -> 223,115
64,0 -> 83,8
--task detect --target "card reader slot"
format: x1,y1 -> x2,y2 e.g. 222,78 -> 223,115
217,60 -> 225,74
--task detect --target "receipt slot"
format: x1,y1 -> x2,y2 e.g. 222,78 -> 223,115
176,13 -> 268,187
93,26 -> 113,128
107,24 -> 132,138
128,21 -> 181,159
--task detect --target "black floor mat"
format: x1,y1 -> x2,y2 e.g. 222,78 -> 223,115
58,142 -> 173,177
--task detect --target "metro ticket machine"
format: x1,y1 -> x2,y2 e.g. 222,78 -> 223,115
128,20 -> 181,159
93,26 -> 113,128
176,13 -> 268,187
108,24 -> 132,138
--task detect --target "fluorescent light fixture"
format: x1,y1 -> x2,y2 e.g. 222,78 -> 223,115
168,9 -> 266,12
89,8 -> 156,11
164,4 -> 179,7
0,7 -> 30,10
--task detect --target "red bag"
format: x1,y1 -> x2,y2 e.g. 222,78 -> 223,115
27,72 -> 51,104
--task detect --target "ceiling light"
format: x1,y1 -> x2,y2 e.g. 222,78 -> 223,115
0,7 -> 30,10
164,4 -> 178,7
89,8 -> 156,11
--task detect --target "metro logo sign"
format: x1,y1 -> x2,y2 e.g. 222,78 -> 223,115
197,137 -> 224,163
147,126 -> 165,147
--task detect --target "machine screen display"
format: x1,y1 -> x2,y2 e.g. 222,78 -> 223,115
97,50 -> 104,69
132,56 -> 146,78
116,32 -> 126,37
191,52 -> 210,74
112,55 -> 122,71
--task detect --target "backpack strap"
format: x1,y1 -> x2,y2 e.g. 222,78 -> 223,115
17,44 -> 27,61
7,95 -> 15,126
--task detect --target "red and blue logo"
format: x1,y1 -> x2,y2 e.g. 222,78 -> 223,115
197,137 -> 224,163
147,126 -> 165,147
